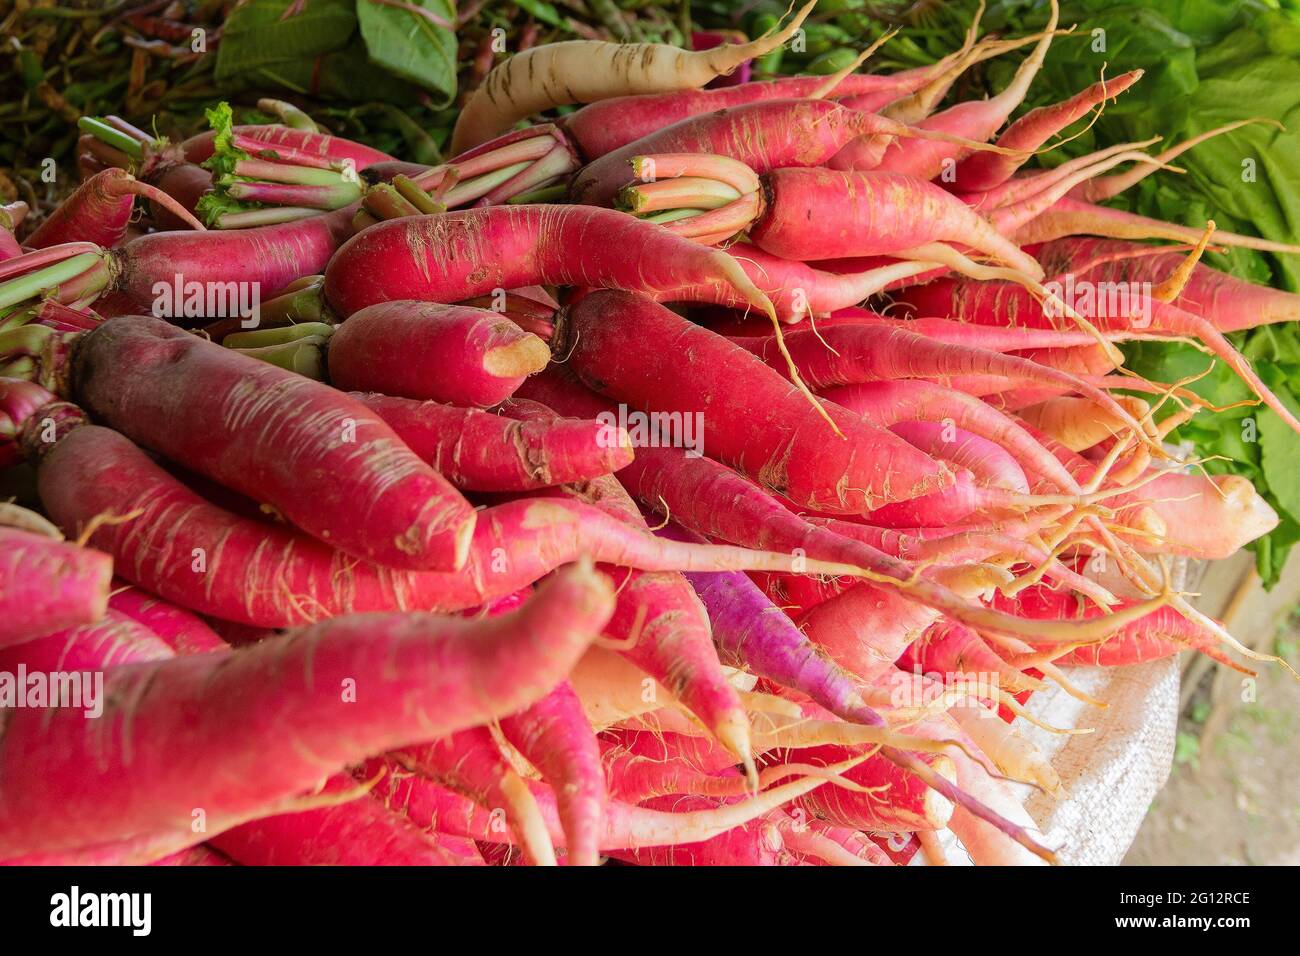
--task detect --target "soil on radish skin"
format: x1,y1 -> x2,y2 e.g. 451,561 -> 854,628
1124,620 -> 1300,865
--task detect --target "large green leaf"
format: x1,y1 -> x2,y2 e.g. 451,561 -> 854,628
215,0 -> 358,85
357,0 -> 458,108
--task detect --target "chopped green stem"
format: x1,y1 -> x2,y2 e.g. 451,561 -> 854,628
0,306 -> 29,333
393,175 -> 445,215
481,145 -> 580,205
0,357 -> 35,379
232,158 -> 352,187
0,324 -> 56,361
234,338 -> 328,378
643,208 -> 710,224
363,184 -> 423,221
0,253 -> 103,311
226,180 -> 361,210
50,258 -> 113,305
0,244 -> 101,284
620,177 -> 743,213
507,184 -> 568,205
216,207 -> 323,229
442,161 -> 532,208
258,285 -> 328,326
77,117 -> 144,161
223,322 -> 334,349
282,275 -> 325,294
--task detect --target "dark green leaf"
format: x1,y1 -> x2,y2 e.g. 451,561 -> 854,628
514,0 -> 567,29
357,0 -> 458,107
215,0 -> 357,85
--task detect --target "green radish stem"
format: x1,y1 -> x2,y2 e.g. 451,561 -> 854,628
0,253 -> 101,312
77,117 -> 144,160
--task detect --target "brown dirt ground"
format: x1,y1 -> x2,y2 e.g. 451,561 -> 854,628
1124,616 -> 1300,865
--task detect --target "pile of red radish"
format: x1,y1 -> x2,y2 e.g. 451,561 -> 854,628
3,0 -> 1298,867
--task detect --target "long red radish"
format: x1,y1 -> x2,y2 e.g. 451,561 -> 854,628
354,393 -> 633,491
25,169 -> 205,250
211,774 -> 477,867
868,0 -> 1060,181
0,561 -> 614,861
897,620 -> 1041,696
786,818 -> 893,866
0,525 -> 111,651
601,740 -> 747,804
516,369 -> 1149,645
804,519 -> 1113,606
654,243 -> 935,321
784,746 -> 957,832
392,729 -> 558,867
1031,237 -> 1300,333
990,587 -> 1250,673
607,796 -> 786,866
374,752 -> 872,851
500,682 -> 606,868
732,321 -> 1147,435
28,316 -> 477,571
890,421 -> 1030,493
322,205 -> 774,322
796,581 -> 942,684
32,425 -> 892,628
322,301 -> 550,408
571,99 -> 1022,210
0,608 -> 170,672
538,461 -> 755,775
746,168 -> 1041,276
0,209 -> 357,317
107,586 -> 228,656
181,124 -> 395,169
560,65 -> 943,159
681,557 -> 883,727
13,593 -> 468,867
952,69 -> 1145,191
893,262 -> 1300,434
1015,195 -> 1300,256
449,1 -> 818,153
557,290 -> 953,513
821,379 -> 1087,493
0,397 -> 113,650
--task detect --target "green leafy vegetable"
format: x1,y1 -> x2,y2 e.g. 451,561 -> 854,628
357,0 -> 458,108
200,102 -> 250,179
215,0 -> 358,87
866,0 -> 1300,583
194,190 -> 260,229
195,103 -> 256,226
513,0 -> 567,30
